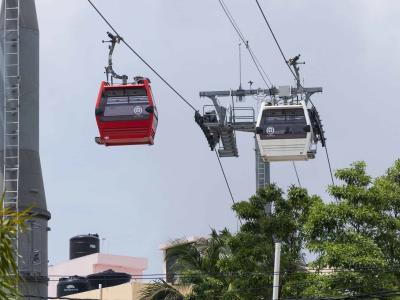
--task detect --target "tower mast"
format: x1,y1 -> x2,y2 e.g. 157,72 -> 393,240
1,1 -> 50,299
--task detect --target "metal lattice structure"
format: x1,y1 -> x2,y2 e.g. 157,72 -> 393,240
255,140 -> 270,192
2,0 -> 20,264
196,86 -> 323,194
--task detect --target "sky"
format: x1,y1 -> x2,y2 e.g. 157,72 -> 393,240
36,0 -> 400,274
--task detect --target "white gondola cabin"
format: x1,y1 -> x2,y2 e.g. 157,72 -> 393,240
256,101 -> 316,162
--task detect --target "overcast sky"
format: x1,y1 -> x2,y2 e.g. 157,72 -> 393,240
36,0 -> 400,274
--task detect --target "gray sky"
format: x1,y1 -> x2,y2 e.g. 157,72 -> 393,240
37,0 -> 400,274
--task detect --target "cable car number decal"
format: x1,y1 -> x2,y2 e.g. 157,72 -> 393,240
133,106 -> 143,115
266,126 -> 275,135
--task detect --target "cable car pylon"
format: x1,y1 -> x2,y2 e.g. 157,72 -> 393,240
196,57 -> 324,194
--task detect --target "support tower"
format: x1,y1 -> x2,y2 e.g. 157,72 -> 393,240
0,0 -> 50,299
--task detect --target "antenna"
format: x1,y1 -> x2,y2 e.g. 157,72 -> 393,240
237,42 -> 244,102
238,42 -> 242,89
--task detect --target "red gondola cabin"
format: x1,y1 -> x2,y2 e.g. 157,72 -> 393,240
95,77 -> 158,146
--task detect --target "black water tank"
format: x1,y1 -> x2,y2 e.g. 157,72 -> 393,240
57,276 -> 90,297
87,269 -> 131,290
70,233 -> 100,259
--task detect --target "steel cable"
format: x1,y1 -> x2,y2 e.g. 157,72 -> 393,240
218,0 -> 273,88
254,0 -> 335,185
87,0 -> 242,223
87,0 -> 198,112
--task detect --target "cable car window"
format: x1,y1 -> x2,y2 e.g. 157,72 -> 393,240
127,88 -> 149,103
125,88 -> 147,96
105,89 -> 125,97
102,96 -> 150,120
107,96 -> 129,105
104,104 -> 134,117
99,87 -> 151,121
259,108 -> 307,140
129,96 -> 148,103
265,110 -> 286,123
104,88 -> 147,97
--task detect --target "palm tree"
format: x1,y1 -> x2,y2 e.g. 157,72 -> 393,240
139,279 -> 185,300
140,229 -> 231,300
0,197 -> 30,300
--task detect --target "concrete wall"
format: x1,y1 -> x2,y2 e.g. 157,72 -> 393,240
48,253 -> 148,297
56,282 -> 191,300
63,282 -> 145,300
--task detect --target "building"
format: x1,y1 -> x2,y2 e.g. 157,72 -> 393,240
55,281 -> 191,300
160,236 -> 206,283
48,249 -> 148,297
50,236 -> 200,299
56,282 -> 147,300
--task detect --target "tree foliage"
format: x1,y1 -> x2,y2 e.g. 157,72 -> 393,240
139,279 -> 184,300
167,229 -> 232,299
142,160 -> 400,299
221,184 -> 320,299
304,160 -> 400,297
141,229 -> 232,300
0,198 -> 30,300
142,185 -> 319,299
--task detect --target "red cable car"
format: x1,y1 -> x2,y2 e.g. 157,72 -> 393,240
95,77 -> 158,146
94,33 -> 158,146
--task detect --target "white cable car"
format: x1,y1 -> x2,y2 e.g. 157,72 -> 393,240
256,101 -> 317,162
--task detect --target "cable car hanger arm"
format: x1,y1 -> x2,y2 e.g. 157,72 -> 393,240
103,32 -> 128,85
87,0 -> 198,112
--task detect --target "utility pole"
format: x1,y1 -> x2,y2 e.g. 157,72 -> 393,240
272,242 -> 281,300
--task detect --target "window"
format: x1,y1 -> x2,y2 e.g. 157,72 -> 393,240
106,96 -> 129,105
101,87 -> 151,121
104,104 -> 134,117
260,108 -> 307,140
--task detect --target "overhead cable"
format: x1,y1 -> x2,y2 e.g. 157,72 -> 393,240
254,0 -> 298,81
38,265 -> 400,279
87,0 -> 198,112
280,289 -> 400,300
254,0 -> 335,185
215,150 -> 243,225
25,288 -> 400,300
218,0 -> 307,186
324,146 -> 335,185
292,162 -> 302,187
87,0 -> 245,218
218,0 -> 273,88
308,99 -> 335,185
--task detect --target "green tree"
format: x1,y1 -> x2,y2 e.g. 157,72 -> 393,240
0,198 -> 30,300
219,184 -> 320,299
304,160 -> 400,298
142,160 -> 400,299
171,229 -> 232,299
139,279 -> 184,300
141,185 -> 320,300
141,230 -> 232,300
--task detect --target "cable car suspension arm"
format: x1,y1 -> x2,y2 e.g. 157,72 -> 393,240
288,55 -> 305,92
104,32 -> 128,85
